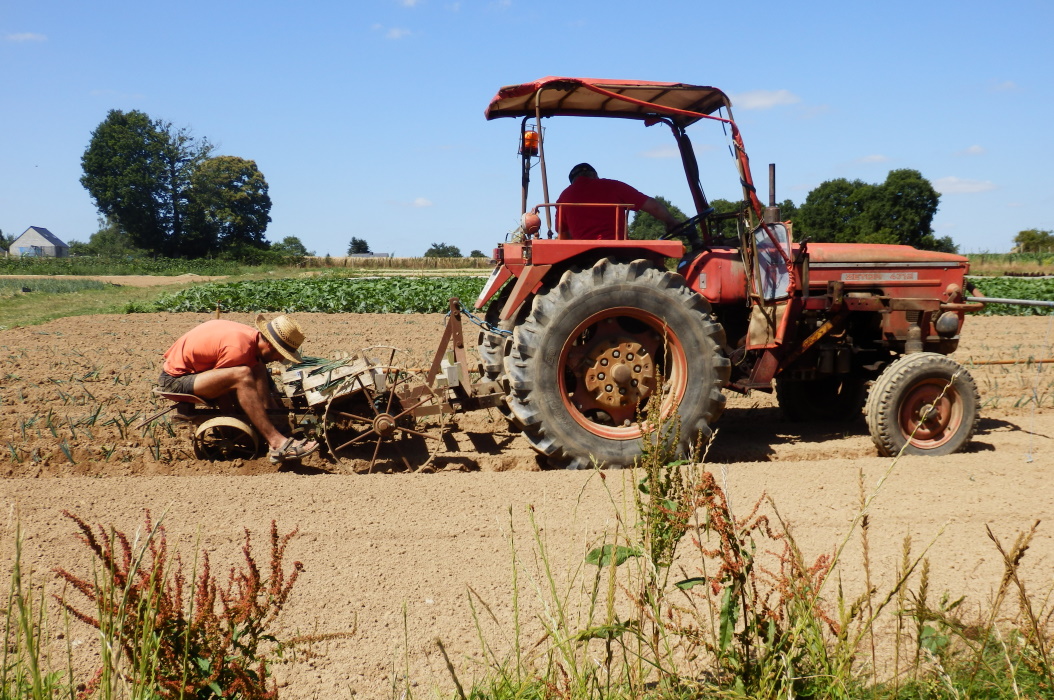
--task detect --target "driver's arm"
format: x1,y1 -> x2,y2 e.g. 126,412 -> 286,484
641,197 -> 680,232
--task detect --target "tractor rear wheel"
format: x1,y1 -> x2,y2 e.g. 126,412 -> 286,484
865,352 -> 979,457
505,258 -> 730,469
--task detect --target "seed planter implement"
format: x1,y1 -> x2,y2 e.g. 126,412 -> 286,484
146,300 -> 506,471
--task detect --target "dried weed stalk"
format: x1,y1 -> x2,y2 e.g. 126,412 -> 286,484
54,510 -> 302,699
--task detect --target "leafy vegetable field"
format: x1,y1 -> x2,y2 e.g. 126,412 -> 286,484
969,276 -> 1054,315
133,274 -> 1054,316
138,276 -> 488,313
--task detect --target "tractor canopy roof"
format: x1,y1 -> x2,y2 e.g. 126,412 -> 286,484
484,77 -> 733,128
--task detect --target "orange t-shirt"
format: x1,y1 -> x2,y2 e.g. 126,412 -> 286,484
162,320 -> 261,376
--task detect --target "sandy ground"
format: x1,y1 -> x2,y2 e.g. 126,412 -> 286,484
2,309 -> 1053,698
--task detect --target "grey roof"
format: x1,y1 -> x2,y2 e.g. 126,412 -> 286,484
20,227 -> 67,247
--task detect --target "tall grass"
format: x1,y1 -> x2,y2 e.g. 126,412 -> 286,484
1,513 -> 302,699
967,252 -> 1054,277
2,523 -> 75,699
446,416 -> 1054,698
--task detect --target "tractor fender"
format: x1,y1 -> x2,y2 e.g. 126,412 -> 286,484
473,266 -> 513,310
499,265 -> 552,320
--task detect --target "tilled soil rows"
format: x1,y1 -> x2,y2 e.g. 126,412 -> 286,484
2,311 -> 1053,697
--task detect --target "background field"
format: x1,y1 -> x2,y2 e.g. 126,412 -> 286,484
2,305 -> 1053,697
2,266 -> 1054,695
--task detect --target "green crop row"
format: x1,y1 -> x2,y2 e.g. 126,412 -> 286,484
134,276 -> 489,314
968,276 -> 1054,315
133,274 -> 1054,316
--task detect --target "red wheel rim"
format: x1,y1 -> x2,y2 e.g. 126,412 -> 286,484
897,378 -> 963,450
559,307 -> 688,439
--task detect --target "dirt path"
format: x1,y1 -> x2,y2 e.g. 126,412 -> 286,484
1,313 -> 1052,697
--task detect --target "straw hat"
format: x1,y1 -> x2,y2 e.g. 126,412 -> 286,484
255,314 -> 305,363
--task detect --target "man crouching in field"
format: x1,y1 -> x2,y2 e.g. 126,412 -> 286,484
159,314 -> 319,464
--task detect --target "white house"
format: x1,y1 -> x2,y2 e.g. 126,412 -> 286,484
10,227 -> 69,258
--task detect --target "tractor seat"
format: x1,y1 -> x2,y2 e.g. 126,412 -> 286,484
152,388 -> 215,420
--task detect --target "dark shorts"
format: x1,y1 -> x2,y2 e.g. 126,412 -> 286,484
158,370 -> 198,396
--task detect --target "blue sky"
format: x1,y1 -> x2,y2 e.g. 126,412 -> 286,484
2,0 -> 1052,257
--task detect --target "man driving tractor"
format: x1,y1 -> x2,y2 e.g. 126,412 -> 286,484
555,162 -> 680,240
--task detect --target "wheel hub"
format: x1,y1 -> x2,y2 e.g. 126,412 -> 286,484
901,386 -> 954,442
373,414 -> 397,437
583,340 -> 655,410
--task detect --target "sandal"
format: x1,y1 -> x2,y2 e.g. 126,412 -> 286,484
268,437 -> 319,464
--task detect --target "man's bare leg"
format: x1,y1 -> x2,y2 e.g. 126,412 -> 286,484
190,365 -> 309,451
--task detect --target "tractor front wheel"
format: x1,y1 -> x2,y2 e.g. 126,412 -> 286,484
865,353 -> 979,457
505,258 -> 730,469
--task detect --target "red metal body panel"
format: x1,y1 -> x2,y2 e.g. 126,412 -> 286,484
805,243 -> 967,265
681,247 -> 748,305
473,265 -> 512,310
528,239 -> 683,264
803,242 -> 969,340
480,239 -> 685,318
500,265 -> 552,321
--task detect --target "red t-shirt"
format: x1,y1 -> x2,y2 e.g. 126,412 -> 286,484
556,178 -> 649,240
162,320 -> 261,376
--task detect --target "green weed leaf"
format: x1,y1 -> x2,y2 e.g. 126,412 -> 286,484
573,620 -> 639,642
674,577 -> 708,590
585,544 -> 642,567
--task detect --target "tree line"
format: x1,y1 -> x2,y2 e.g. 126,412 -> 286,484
68,110 -> 1038,260
630,169 -> 957,253
79,110 -> 274,259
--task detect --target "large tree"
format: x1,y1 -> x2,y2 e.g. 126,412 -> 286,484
628,196 -> 687,240
1013,229 -> 1054,253
424,242 -> 462,258
347,237 -> 372,255
797,169 -> 955,252
628,197 -> 801,241
186,156 -> 271,257
81,109 -> 212,257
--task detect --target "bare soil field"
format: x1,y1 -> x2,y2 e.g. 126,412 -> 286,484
1,311 -> 1053,698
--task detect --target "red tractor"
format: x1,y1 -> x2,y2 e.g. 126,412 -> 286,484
474,77 -> 980,469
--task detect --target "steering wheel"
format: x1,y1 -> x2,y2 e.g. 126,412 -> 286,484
659,212 -> 706,241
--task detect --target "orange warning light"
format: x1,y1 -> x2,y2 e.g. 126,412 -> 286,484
520,130 -> 540,157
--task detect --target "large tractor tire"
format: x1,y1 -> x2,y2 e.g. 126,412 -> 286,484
776,376 -> 867,422
865,352 -> 979,457
476,286 -> 521,426
504,258 -> 730,469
